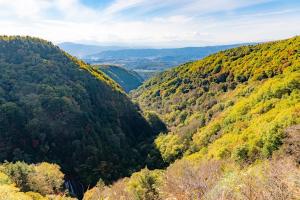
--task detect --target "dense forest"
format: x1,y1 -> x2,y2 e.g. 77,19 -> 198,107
0,36 -> 164,195
84,36 -> 300,199
132,36 -> 300,163
95,65 -> 143,92
0,36 -> 299,200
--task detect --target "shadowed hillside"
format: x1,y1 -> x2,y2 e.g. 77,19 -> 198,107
95,65 -> 143,92
0,36 -> 160,188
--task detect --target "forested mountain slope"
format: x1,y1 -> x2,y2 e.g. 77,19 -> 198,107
85,36 -> 300,200
95,65 -> 143,92
132,36 -> 300,163
0,36 -> 157,187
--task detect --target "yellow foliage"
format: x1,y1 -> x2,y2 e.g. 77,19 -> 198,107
0,184 -> 33,200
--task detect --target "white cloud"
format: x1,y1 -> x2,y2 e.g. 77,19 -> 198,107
0,0 -> 299,47
101,0 -> 272,17
0,0 -> 51,19
103,0 -> 145,15
177,0 -> 271,14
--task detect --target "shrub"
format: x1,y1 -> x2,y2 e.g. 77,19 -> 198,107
28,162 -> 64,195
0,172 -> 12,185
161,159 -> 224,200
0,162 -> 64,195
206,157 -> 300,200
0,184 -> 32,200
155,134 -> 185,163
127,168 -> 163,200
232,145 -> 249,162
0,161 -> 34,191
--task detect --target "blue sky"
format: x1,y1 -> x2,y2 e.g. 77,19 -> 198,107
0,0 -> 299,47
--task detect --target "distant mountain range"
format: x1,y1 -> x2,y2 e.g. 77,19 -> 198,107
57,42 -> 125,58
86,45 -> 241,59
83,44 -> 244,71
58,43 -> 250,81
58,42 -> 246,70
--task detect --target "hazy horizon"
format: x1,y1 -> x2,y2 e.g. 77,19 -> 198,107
57,40 -> 255,49
0,0 -> 300,47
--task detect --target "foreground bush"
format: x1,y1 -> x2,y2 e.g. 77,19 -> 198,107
84,156 -> 300,200
0,161 -> 74,199
161,159 -> 225,200
84,168 -> 163,200
28,162 -> 64,195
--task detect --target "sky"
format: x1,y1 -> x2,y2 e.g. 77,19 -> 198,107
0,0 -> 299,47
